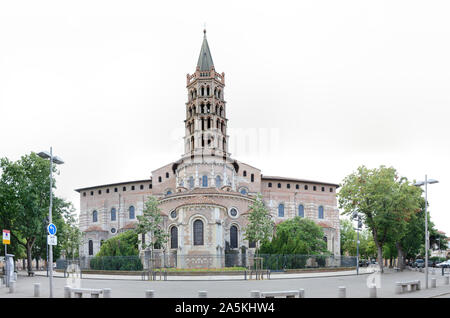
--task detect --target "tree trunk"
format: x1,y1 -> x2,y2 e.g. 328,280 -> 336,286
372,230 -> 384,273
396,242 -> 405,271
36,258 -> 39,271
22,258 -> 26,270
26,238 -> 36,273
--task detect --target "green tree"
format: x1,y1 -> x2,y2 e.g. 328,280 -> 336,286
97,230 -> 139,257
338,165 -> 421,273
0,153 -> 71,273
135,196 -> 168,256
243,193 -> 274,256
259,217 -> 328,255
340,219 -> 357,256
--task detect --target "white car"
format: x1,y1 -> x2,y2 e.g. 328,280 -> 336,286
436,260 -> 450,268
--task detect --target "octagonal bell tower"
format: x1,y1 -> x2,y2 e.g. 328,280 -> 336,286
184,30 -> 229,159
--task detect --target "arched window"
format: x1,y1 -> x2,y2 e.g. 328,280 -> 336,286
201,86 -> 205,96
223,137 -> 226,151
278,204 -> 284,217
202,175 -> 208,187
92,210 -> 98,223
193,220 -> 204,245
323,236 -> 328,244
166,189 -> 172,195
170,226 -> 178,249
188,176 -> 194,189
215,175 -> 222,188
230,225 -> 238,248
88,240 -> 93,256
298,205 -> 304,218
251,174 -> 254,182
129,206 -> 135,219
243,170 -> 247,177
111,208 -> 116,221
318,206 -> 324,219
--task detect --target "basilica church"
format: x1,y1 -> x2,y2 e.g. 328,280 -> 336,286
76,31 -> 340,268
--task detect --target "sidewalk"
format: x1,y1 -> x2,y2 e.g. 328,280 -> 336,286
30,268 -> 375,281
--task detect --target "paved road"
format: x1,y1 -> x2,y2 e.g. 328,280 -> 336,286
2,268 -> 449,298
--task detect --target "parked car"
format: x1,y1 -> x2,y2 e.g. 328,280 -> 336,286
436,260 -> 450,268
359,259 -> 369,267
414,259 -> 424,268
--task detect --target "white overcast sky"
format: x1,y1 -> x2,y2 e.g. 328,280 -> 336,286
1,1 -> 449,235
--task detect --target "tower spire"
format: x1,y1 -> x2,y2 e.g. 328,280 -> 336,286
197,29 -> 214,71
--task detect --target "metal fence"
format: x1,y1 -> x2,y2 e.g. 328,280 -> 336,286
56,253 -> 356,271
255,254 -> 357,271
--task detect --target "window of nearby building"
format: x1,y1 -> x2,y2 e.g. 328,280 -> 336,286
249,241 -> 256,248
230,225 -> 238,248
304,185 -> 308,190
296,184 -> 299,190
268,182 -> 272,188
229,208 -> 238,217
166,172 -> 169,178
111,228 -> 116,234
114,187 -> 118,192
278,183 -> 281,188
111,208 -> 116,221
166,189 -> 172,195
189,176 -> 194,189
170,210 -> 177,219
251,174 -> 254,182
171,226 -> 178,249
92,210 -> 98,223
330,188 -> 333,192
90,191 -> 94,196
239,187 -> 248,195
83,192 -> 86,197
318,206 -> 324,219
131,185 -> 135,191
298,205 -> 304,218
193,220 -> 204,245
215,175 -> 222,188
243,170 -> 247,177
287,184 -> 290,189
321,186 -> 325,192
313,186 -> 317,191
98,190 -> 101,195
140,185 -> 144,190
323,236 -> 328,244
149,184 -> 152,189
106,188 -> 110,194
88,240 -> 93,256
278,204 -> 284,217
129,206 -> 135,219
123,186 -> 126,191
158,176 -> 162,183
202,175 -> 208,187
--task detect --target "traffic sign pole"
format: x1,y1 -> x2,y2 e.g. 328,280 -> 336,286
48,147 -> 54,298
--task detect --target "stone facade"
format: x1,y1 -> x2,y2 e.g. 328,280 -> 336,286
76,31 -> 340,268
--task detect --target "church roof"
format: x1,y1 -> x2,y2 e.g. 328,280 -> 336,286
197,30 -> 214,71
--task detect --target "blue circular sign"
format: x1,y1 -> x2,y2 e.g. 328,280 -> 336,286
47,223 -> 57,235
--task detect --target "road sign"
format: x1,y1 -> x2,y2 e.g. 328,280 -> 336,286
2,230 -> 10,245
47,235 -> 57,246
47,223 -> 57,235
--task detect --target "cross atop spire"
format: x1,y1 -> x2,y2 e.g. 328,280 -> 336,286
197,29 -> 214,71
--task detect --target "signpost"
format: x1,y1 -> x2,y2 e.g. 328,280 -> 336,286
3,230 -> 11,287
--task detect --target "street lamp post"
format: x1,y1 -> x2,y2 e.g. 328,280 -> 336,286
352,211 -> 363,275
414,175 -> 438,289
37,147 -> 64,298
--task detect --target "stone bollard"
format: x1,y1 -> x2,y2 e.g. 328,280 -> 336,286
395,282 -> 402,294
338,286 -> 346,298
103,288 -> 111,298
9,281 -> 15,294
369,285 -> 377,298
250,290 -> 261,298
444,276 -> 449,285
145,290 -> 155,298
298,289 -> 305,298
431,278 -> 436,288
34,283 -> 40,297
198,291 -> 207,298
64,285 -> 72,298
